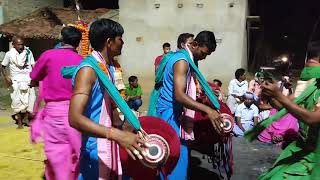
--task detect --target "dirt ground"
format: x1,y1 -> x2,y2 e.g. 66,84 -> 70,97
0,119 -> 45,180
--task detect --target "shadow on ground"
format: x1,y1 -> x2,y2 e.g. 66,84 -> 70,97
189,155 -> 221,180
187,137 -> 281,180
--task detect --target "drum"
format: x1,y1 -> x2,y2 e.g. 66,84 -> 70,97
222,113 -> 234,133
192,82 -> 234,177
193,82 -> 234,146
120,116 -> 180,180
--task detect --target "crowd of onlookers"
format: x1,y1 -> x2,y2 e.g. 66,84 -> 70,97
224,68 -> 298,147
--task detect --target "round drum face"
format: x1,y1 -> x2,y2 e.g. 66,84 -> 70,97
221,113 -> 234,133
140,134 -> 170,169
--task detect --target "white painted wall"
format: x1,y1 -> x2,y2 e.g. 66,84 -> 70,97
118,0 -> 248,88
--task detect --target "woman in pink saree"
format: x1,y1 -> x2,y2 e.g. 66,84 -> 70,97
258,108 -> 299,148
29,26 -> 83,180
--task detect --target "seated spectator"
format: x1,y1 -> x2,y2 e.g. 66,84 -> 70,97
125,76 -> 142,111
277,74 -> 293,96
248,71 -> 264,99
258,108 -> 299,148
212,79 -> 224,101
258,99 -> 272,122
249,71 -> 274,105
233,92 -> 259,136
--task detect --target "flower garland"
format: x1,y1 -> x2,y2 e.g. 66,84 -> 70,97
98,62 -> 113,81
68,21 -> 92,58
68,22 -> 124,98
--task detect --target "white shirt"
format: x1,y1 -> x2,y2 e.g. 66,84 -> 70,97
1,47 -> 35,81
228,79 -> 248,96
235,103 -> 259,123
258,110 -> 270,122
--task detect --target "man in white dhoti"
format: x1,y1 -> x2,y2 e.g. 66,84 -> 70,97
1,36 -> 36,128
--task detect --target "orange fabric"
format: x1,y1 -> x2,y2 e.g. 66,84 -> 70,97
98,62 -> 117,109
68,21 -> 91,58
112,60 -> 122,71
119,90 -> 126,98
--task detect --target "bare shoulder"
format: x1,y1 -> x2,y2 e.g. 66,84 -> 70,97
74,66 -> 97,89
173,59 -> 189,71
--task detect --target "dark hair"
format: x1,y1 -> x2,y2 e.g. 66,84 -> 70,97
61,26 -> 82,47
194,31 -> 216,52
235,68 -> 246,79
177,33 -> 194,49
162,42 -> 171,49
213,79 -> 222,87
89,18 -> 124,51
12,36 -> 24,44
307,40 -> 320,59
128,75 -> 138,82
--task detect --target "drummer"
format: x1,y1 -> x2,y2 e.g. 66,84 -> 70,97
156,31 -> 223,179
233,92 -> 259,136
69,19 -> 147,179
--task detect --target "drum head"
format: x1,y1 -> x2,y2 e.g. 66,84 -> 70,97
140,134 -> 170,169
119,116 -> 180,180
221,113 -> 234,133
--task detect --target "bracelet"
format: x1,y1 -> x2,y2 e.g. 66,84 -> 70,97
72,92 -> 90,97
106,127 -> 114,140
106,127 -> 113,140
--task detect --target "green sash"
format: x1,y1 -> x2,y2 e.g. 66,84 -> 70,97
25,49 -> 30,65
147,49 -> 220,116
300,66 -> 320,80
147,51 -> 176,116
61,56 -> 142,131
